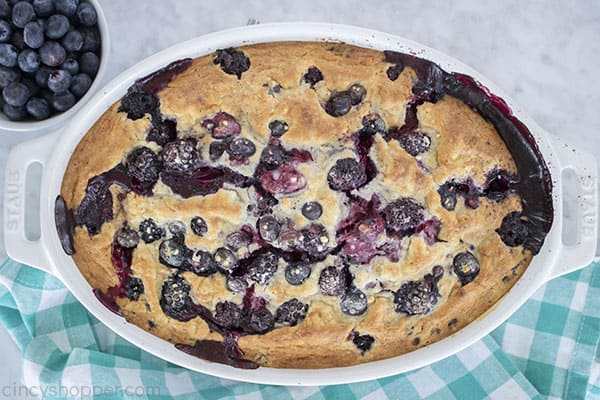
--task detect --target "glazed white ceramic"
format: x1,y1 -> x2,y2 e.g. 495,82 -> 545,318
0,0 -> 110,134
3,23 -> 598,386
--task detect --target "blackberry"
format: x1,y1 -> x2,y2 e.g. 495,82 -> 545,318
118,85 -> 158,120
138,218 -> 165,243
340,286 -> 368,316
124,277 -> 144,301
188,249 -> 217,277
158,237 -> 189,269
383,198 -> 425,233
115,226 -> 139,248
247,251 -> 279,285
284,262 -> 311,286
497,212 -> 529,247
125,147 -> 161,184
275,298 -> 308,326
397,131 -> 431,156
190,216 -> 208,237
257,214 -> 280,242
160,138 -> 203,174
394,274 -> 441,315
240,307 -> 275,334
213,47 -> 250,79
318,266 -> 348,296
327,158 -> 366,192
302,66 -> 323,87
453,252 -> 480,285
159,274 -> 198,322
301,223 -> 329,256
213,301 -> 241,328
352,333 -> 375,354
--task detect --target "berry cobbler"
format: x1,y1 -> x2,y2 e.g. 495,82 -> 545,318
56,42 -> 552,369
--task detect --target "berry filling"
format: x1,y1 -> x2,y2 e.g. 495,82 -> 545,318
394,267 -> 443,315
275,298 -> 309,326
351,332 -> 375,355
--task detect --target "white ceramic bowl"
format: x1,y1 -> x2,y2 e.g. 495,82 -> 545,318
3,23 -> 598,386
0,0 -> 110,134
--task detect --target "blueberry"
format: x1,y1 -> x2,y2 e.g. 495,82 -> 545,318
259,144 -> 286,169
247,250 -> 279,285
268,119 -> 288,137
22,21 -> 44,49
301,223 -> 329,256
453,252 -> 480,285
10,29 -> 24,51
213,47 -> 250,79
12,1 -> 34,28
437,181 -> 458,211
25,97 -> 49,119
0,65 -> 19,88
241,307 -> 275,334
62,29 -> 83,52
214,247 -> 237,274
168,221 -> 187,236
16,49 -> 39,73
327,158 -> 366,191
138,218 -> 164,243
257,214 -> 280,242
79,26 -> 100,52
76,2 -> 97,26
386,63 -> 404,81
160,138 -> 203,174
32,0 -> 54,17
324,91 -> 352,117
275,298 -> 308,326
39,41 -> 66,66
188,249 -> 217,276
302,66 -> 323,87
124,276 -> 144,301
3,103 -> 25,120
115,226 -> 139,248
318,266 -> 348,296
352,333 -> 374,354
383,198 -> 425,233
61,57 -> 78,75
54,0 -> 78,16
46,14 -> 70,39
0,0 -> 9,18
159,273 -> 198,322
158,237 -> 189,269
394,274 -> 441,315
301,201 -> 322,220
226,230 -> 252,251
208,140 -> 227,161
190,216 -> 207,237
285,262 -> 311,286
3,81 -> 29,106
202,111 -> 240,139
226,276 -> 248,293
213,301 -> 241,328
361,112 -> 386,134
146,118 -> 176,146
227,137 -> 256,158
0,44 -> 17,67
397,131 -> 431,156
118,85 -> 157,120
348,83 -> 366,105
47,69 -> 72,92
78,50 -> 98,75
0,20 -> 11,43
125,146 -> 161,184
497,212 -> 528,247
340,286 -> 368,316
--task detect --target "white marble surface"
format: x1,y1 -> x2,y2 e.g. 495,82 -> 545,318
0,0 -> 599,394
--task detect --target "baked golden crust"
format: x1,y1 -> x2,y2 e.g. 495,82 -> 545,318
60,41 -> 536,369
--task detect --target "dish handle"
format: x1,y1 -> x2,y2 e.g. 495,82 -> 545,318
546,134 -> 598,281
4,132 -> 60,275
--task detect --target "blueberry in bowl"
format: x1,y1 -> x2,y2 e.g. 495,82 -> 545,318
0,0 -> 108,132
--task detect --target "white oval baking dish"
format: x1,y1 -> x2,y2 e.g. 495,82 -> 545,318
3,23 -> 598,386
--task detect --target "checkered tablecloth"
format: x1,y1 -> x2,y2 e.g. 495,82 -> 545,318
0,258 -> 598,400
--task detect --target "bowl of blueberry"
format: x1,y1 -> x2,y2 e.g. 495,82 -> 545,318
0,0 -> 108,132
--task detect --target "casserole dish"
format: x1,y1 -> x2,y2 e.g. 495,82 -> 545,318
3,23 -> 598,385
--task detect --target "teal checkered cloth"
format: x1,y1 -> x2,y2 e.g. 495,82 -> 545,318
0,258 -> 598,400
